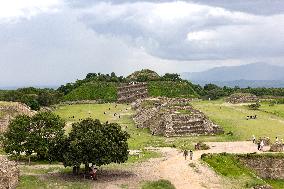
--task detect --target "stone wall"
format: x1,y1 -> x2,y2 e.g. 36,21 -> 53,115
117,82 -> 148,103
132,97 -> 223,137
0,157 -> 19,189
0,102 -> 35,133
239,155 -> 284,179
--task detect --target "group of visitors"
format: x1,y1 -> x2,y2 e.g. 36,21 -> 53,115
252,135 -> 283,151
183,149 -> 193,160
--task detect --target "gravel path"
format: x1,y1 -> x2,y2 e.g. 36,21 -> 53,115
93,141 -> 266,189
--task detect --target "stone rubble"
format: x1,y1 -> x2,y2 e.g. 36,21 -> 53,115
0,156 -> 19,189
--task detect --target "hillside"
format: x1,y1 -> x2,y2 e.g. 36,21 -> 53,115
148,81 -> 198,98
63,81 -> 198,101
181,63 -> 284,87
64,82 -> 118,102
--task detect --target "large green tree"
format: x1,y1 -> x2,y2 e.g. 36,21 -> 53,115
2,112 -> 65,161
62,118 -> 129,174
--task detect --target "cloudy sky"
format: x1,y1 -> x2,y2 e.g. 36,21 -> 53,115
1,0 -> 284,87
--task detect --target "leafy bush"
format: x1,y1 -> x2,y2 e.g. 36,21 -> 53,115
248,103 -> 261,110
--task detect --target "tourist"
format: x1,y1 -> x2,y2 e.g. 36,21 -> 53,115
252,135 -> 256,143
260,140 -> 265,151
89,166 -> 98,180
275,137 -> 279,144
257,141 -> 261,151
189,150 -> 193,160
183,149 -> 188,160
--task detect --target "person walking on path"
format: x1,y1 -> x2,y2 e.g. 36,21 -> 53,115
189,150 -> 193,160
252,135 -> 256,144
183,149 -> 188,160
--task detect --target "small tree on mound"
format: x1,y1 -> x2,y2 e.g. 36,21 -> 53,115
62,118 -> 129,175
2,112 -> 65,161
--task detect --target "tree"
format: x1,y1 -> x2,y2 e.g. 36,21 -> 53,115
161,73 -> 182,81
2,112 -> 65,161
62,118 -> 129,174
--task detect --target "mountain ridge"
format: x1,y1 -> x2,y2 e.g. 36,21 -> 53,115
181,63 -> 284,87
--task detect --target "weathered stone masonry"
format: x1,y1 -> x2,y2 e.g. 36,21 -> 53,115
117,82 -> 148,103
0,102 -> 35,133
132,98 -> 223,137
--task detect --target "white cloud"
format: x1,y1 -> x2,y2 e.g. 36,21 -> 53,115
0,0 -> 62,22
77,1 -> 284,60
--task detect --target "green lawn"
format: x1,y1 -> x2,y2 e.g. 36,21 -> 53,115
192,100 -> 284,141
260,103 -> 284,119
54,103 -> 197,150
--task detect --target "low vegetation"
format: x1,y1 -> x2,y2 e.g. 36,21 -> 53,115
202,153 -> 265,188
141,179 -> 176,189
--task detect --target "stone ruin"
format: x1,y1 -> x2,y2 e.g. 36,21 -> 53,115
132,97 -> 223,137
0,156 -> 19,189
226,93 -> 259,104
117,82 -> 148,103
0,102 -> 35,133
238,154 -> 284,180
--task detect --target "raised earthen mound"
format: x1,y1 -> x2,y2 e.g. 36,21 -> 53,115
0,156 -> 19,189
132,97 -> 223,137
227,93 -> 259,104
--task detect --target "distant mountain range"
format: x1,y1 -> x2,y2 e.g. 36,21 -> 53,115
181,63 -> 284,88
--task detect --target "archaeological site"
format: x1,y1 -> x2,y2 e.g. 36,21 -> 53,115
117,82 -> 148,103
132,97 -> 223,137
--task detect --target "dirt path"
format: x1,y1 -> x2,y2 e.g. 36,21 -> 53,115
93,141 -> 265,189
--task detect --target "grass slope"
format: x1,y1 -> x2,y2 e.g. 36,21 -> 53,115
148,81 -> 198,98
64,82 -> 118,102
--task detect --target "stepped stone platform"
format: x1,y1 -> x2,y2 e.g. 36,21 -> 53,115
132,98 -> 223,137
0,102 -> 35,133
226,93 -> 259,104
117,82 -> 148,103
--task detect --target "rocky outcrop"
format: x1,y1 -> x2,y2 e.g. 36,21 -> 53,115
0,157 -> 19,189
132,97 -> 223,137
117,82 -> 148,103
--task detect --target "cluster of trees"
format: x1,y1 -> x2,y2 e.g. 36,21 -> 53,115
200,84 -> 284,100
0,87 -> 63,110
1,112 -> 129,174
